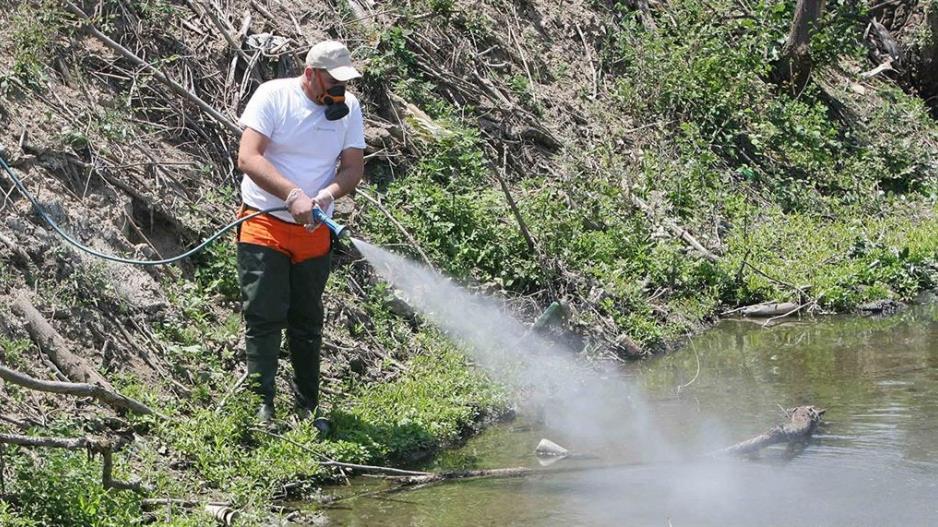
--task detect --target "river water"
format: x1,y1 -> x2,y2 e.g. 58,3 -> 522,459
322,299 -> 938,526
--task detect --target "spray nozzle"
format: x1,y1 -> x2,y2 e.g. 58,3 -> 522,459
312,207 -> 347,238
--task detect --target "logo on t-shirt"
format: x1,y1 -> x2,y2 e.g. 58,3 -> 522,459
314,125 -> 338,133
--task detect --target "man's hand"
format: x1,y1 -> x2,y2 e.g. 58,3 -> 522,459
313,188 -> 335,213
286,188 -> 314,225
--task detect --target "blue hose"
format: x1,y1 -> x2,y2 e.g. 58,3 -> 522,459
0,154 -> 292,266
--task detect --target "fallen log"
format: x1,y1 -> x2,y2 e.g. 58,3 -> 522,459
12,293 -> 112,388
739,301 -> 800,318
716,406 -> 825,456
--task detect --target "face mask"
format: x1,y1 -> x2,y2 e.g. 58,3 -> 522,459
315,71 -> 350,121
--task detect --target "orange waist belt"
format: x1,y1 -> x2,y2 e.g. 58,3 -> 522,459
237,205 -> 331,263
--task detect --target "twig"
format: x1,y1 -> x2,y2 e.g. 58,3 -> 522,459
676,341 -> 701,395
761,302 -> 809,327
214,370 -> 249,414
249,426 -> 431,477
0,415 -> 32,430
0,443 -> 5,497
743,262 -> 803,295
859,59 -> 894,79
492,148 -> 558,300
507,6 -> 537,104
355,189 -> 434,269
248,0 -> 276,21
630,195 -> 720,262
574,23 -> 598,99
197,0 -> 251,62
0,432 -> 107,450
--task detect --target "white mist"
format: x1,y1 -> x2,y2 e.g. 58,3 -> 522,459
352,239 -> 675,461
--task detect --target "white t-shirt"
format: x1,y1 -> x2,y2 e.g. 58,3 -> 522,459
238,77 -> 366,222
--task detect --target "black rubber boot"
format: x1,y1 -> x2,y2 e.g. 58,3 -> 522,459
287,252 -> 331,418
256,402 -> 275,425
238,243 -> 291,406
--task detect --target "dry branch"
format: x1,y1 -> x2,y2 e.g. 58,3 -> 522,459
859,59 -> 894,79
0,363 -> 155,416
196,0 -> 252,63
0,433 -> 147,493
0,431 -> 103,450
12,293 -> 112,388
356,188 -> 435,270
630,195 -> 720,262
63,1 -> 242,137
251,426 -> 431,476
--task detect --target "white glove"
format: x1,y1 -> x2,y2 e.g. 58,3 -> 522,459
313,188 -> 335,214
285,187 -> 314,225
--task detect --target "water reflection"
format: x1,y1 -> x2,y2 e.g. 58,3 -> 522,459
324,300 -> 938,526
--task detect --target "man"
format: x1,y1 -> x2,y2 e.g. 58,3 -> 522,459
236,40 -> 365,431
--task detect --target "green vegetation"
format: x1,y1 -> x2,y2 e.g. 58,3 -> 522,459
1,233 -> 506,525
359,0 -> 938,350
4,448 -> 142,527
4,0 -> 938,523
0,337 -> 32,369
361,127 -> 543,290
3,338 -> 506,526
8,1 -> 65,85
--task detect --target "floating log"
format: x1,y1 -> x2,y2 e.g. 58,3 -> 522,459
716,406 -> 825,457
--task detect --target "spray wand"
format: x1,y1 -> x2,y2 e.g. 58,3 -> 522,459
312,207 -> 347,239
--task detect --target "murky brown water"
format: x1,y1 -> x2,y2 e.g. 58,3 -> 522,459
322,298 -> 938,526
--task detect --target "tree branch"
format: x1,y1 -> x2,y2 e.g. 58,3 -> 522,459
63,1 -> 242,137
0,363 -> 156,416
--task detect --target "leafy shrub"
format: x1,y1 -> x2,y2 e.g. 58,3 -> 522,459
6,448 -> 141,527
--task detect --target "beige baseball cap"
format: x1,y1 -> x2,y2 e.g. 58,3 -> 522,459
305,40 -> 361,81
